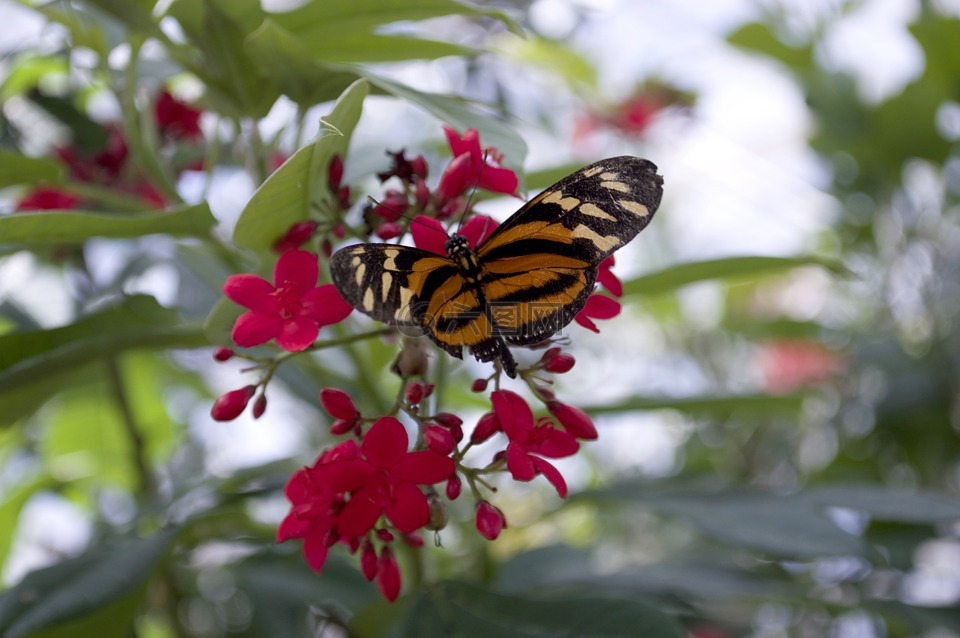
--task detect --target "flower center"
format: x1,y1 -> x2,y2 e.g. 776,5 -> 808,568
274,280 -> 304,320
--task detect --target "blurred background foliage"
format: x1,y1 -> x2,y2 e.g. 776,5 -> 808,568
0,0 -> 959,636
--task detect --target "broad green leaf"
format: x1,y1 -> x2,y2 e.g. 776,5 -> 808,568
583,393 -> 806,417
233,79 -> 368,251
268,0 -> 519,41
364,72 -> 528,170
245,20 -> 365,105
0,54 -> 71,101
0,151 -> 63,189
0,528 -> 178,638
498,35 -> 597,91
583,485 -> 865,558
804,485 -> 960,523
305,33 -> 471,64
80,0 -> 157,32
0,203 -> 216,246
0,295 -> 208,402
622,256 -> 846,298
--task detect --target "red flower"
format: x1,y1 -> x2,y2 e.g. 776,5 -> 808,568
547,401 -> 598,440
223,249 -> 352,351
574,294 -> 621,333
376,546 -> 402,602
155,90 -> 203,141
316,416 -> 455,537
596,256 -> 623,297
273,220 -> 318,253
491,390 -> 579,497
437,126 -> 518,200
15,187 -> 79,211
759,339 -> 845,394
410,214 -> 499,256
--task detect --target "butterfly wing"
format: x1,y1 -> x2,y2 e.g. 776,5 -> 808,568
477,156 -> 663,345
329,243 -> 498,359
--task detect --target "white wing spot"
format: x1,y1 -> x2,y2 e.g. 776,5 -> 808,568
362,287 -> 375,311
572,224 -> 620,252
582,166 -> 604,177
351,256 -> 361,267
578,203 -> 617,221
384,248 -> 399,271
381,272 -> 393,302
600,181 -> 630,193
600,172 -> 619,180
397,287 -> 414,319
354,263 -> 366,286
542,190 -> 581,212
618,199 -> 650,217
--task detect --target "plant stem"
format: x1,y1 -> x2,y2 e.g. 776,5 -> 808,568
105,355 -> 156,498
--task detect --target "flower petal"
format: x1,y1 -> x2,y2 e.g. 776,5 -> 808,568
376,546 -> 402,602
276,316 -> 319,352
337,484 -> 382,537
274,249 -> 319,291
393,450 -> 455,484
361,417 -> 409,469
231,311 -> 282,347
223,274 -> 277,312
302,527 -> 330,572
277,510 -> 310,542
459,215 -> 500,249
437,153 -> 475,200
313,458 -> 374,493
301,284 -> 353,326
491,390 -> 534,441
531,456 -> 568,498
477,165 -> 519,195
384,482 -> 430,533
530,427 -> 580,458
506,443 -> 536,481
573,312 -> 599,333
411,216 -> 448,256
583,294 -> 621,320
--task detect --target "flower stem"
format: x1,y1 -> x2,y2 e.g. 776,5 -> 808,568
104,355 -> 155,498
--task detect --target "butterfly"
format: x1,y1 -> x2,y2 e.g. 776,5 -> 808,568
329,156 -> 664,377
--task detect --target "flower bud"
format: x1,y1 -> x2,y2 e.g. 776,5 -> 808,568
376,221 -> 402,240
405,381 -> 427,405
471,378 -> 488,393
445,474 -> 462,500
410,154 -> 428,180
424,425 -> 455,455
470,412 -> 500,445
548,401 -> 598,440
434,412 -> 463,429
319,388 -> 360,421
360,540 -> 377,582
376,528 -> 394,543
376,546 -> 402,602
211,385 -> 256,421
402,532 -> 424,548
328,154 -> 344,190
330,419 -> 354,435
252,394 -> 267,419
213,346 -> 234,362
475,501 -> 507,541
542,348 -> 575,373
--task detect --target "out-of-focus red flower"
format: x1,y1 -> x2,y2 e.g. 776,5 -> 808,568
610,94 -> 663,135
437,126 -> 518,200
223,249 -> 353,351
759,339 -> 845,394
492,390 -> 579,497
574,294 -> 621,333
155,90 -> 203,141
55,125 -> 129,181
273,220 -> 319,253
15,187 -> 79,211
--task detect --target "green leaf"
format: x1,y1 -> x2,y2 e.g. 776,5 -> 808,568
727,22 -> 813,69
0,474 -> 54,569
583,393 -> 806,417
40,5 -> 110,56
364,72 -> 528,170
0,54 -> 71,102
0,528 -> 178,638
233,79 -> 368,252
245,20 -> 365,105
582,484 -> 865,558
0,151 -> 63,189
803,485 -> 960,523
498,35 -> 597,91
304,33 -> 471,64
622,256 -> 846,298
0,295 -> 208,405
0,203 -> 216,247
79,0 -> 157,32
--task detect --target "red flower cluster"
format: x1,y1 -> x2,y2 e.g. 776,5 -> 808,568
15,90 -> 204,212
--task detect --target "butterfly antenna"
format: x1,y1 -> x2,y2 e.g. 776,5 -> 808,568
455,150 -> 490,235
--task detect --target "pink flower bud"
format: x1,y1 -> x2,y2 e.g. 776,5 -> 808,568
360,540 -> 377,582
414,177 -> 430,208
548,401 -> 598,440
471,378 -> 488,393
424,425 -> 455,455
376,546 -> 402,602
406,381 -> 427,405
252,394 -> 267,419
475,500 -> 507,541
376,528 -> 395,543
470,412 -> 500,444
211,385 -> 256,421
319,388 -> 359,421
411,154 -> 428,180
402,532 -> 424,548
446,474 -> 462,500
330,419 -> 354,435
213,346 -> 234,362
376,222 -> 402,240
328,155 -> 344,190
542,348 -> 575,373
434,412 -> 463,429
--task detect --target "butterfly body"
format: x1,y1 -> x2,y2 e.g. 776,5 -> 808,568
330,156 -> 664,377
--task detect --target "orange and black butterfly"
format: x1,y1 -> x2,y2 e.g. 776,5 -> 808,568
329,156 -> 663,377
